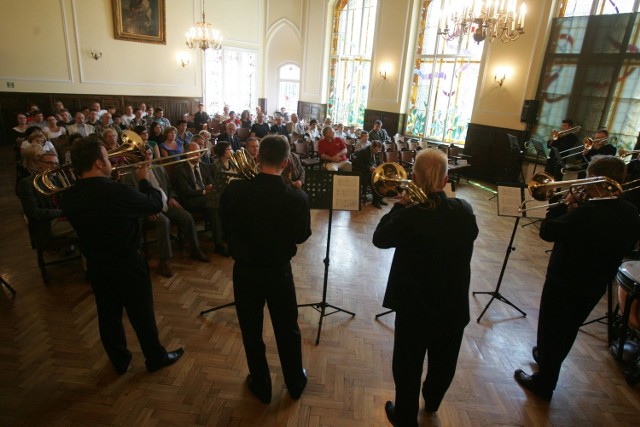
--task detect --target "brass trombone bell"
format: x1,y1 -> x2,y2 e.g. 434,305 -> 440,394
371,162 -> 428,204
619,148 -> 640,158
550,126 -> 581,141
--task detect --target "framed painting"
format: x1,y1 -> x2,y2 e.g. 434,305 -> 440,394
112,0 -> 166,44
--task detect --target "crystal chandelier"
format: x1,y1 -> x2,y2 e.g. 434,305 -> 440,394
185,0 -> 222,51
438,0 -> 526,44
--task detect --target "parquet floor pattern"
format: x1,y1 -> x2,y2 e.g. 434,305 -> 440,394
1,147 -> 639,426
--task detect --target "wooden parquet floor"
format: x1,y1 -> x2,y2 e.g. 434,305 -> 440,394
1,146 -> 639,426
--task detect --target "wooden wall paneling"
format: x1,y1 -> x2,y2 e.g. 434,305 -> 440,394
363,109 -> 404,136
298,101 -> 326,123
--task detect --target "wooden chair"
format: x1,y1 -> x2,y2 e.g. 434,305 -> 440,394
384,151 -> 400,163
236,127 -> 250,142
383,142 -> 396,152
25,217 -> 82,284
294,141 -> 309,159
400,149 -> 416,171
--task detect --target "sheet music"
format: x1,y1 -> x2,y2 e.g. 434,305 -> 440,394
332,175 -> 360,211
497,185 -> 523,217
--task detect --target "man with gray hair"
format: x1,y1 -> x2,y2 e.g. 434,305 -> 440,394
373,148 -> 478,425
221,135 -> 311,404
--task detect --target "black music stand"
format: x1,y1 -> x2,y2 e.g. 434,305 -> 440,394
473,183 -> 528,322
521,138 -> 547,230
297,170 -> 357,344
1,276 -> 16,296
504,134 -> 526,183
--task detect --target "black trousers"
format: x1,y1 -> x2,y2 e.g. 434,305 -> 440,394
535,277 -> 605,389
392,311 -> 464,427
232,262 -> 305,394
89,254 -> 166,370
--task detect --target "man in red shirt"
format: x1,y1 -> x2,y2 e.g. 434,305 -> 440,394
318,126 -> 352,171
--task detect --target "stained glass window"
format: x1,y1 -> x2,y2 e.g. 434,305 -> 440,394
405,0 -> 483,144
203,47 -> 257,116
327,0 -> 378,127
534,3 -> 640,155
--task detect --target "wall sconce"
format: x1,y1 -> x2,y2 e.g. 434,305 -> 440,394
494,67 -> 509,87
176,52 -> 191,68
90,50 -> 102,61
379,63 -> 390,80
494,73 -> 506,86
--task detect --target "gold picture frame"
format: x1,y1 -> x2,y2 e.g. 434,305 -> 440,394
112,0 -> 166,44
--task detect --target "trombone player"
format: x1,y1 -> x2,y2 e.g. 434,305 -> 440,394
545,119 -> 579,181
515,155 -> 640,401
577,129 -> 616,178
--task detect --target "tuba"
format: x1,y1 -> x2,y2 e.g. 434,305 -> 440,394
228,149 -> 259,180
371,162 -> 428,204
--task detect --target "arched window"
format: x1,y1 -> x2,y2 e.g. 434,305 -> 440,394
405,0 -> 483,144
327,0 -> 378,127
278,64 -> 300,114
203,47 -> 257,116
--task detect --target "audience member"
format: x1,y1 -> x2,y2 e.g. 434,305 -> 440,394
159,126 -> 183,159
121,105 -> 135,127
153,107 -> 171,130
194,103 -> 210,131
353,140 -> 385,208
369,119 -> 391,143
218,123 -> 242,151
67,112 -> 95,137
250,114 -> 270,140
134,125 -> 160,159
176,120 -> 193,148
240,110 -> 252,129
354,130 -> 371,152
290,113 -> 305,136
318,126 -> 352,171
270,116 -> 289,138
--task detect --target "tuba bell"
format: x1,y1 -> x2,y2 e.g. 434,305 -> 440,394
371,162 -> 428,204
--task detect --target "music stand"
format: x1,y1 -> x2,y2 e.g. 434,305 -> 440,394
505,134 -> 526,183
0,276 -> 16,296
521,138 -> 547,229
473,183 -> 528,322
297,170 -> 357,344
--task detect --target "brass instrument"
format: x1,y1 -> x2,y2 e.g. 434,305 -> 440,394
519,172 -> 622,212
371,162 -> 428,204
582,136 -> 609,150
618,148 -> 640,158
550,126 -> 581,142
33,130 -> 206,195
228,149 -> 259,179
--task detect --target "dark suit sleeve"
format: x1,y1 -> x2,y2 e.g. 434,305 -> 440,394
372,204 -> 414,248
539,204 -> 582,243
111,179 -> 163,217
18,177 -> 62,220
293,190 -> 311,244
174,163 -> 203,200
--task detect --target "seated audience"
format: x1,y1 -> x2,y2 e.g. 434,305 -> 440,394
153,107 -> 171,130
318,126 -> 352,171
290,113 -> 305,136
148,122 -> 165,146
174,142 -> 228,257
42,115 -> 67,142
353,140 -> 385,208
94,113 -> 122,139
194,103 -> 210,131
250,114 -> 271,140
129,107 -> 147,129
85,110 -> 99,128
176,120 -> 193,148
29,110 -> 47,129
240,110 -> 252,129
134,126 -> 160,159
218,123 -> 242,151
191,134 -> 211,165
224,111 -> 242,127
282,146 -> 304,189
243,137 -> 259,168
306,119 -> 321,140
218,105 -> 231,122
335,123 -> 347,140
21,131 -> 57,158
354,130 -> 371,152
121,105 -> 135,127
160,126 -> 183,159
67,112 -> 95,137
123,144 -> 209,277
18,148 -> 75,241
11,113 -> 30,149
369,119 -> 391,142
270,116 -> 289,138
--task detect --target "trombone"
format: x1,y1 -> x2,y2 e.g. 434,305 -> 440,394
33,130 -> 206,195
618,148 -> 640,158
558,136 -> 609,160
519,172 -> 623,212
371,162 -> 428,204
550,126 -> 581,143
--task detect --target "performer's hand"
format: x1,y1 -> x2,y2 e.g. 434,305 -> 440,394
135,163 -> 150,181
292,180 -> 303,189
204,184 -> 214,194
369,166 -> 376,173
147,214 -> 159,222
396,192 -> 412,206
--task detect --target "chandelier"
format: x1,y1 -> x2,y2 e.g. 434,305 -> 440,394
438,0 -> 526,44
185,0 -> 222,50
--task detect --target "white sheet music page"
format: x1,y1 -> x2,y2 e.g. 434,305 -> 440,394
497,186 -> 523,217
332,175 -> 360,211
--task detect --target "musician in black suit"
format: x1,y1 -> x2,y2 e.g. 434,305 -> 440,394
173,142 -> 227,256
61,137 -> 183,374
545,118 -> 579,181
123,144 -> 209,278
220,135 -> 311,404
577,129 -> 616,179
515,155 -> 640,401
373,149 -> 478,426
218,122 -> 241,151
352,140 -> 386,208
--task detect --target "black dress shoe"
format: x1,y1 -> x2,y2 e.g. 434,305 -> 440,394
145,348 -> 184,373
114,354 -> 132,375
532,346 -> 540,364
289,368 -> 308,399
514,369 -> 552,401
190,251 -> 210,263
247,374 -> 272,404
372,201 -> 382,209
384,401 -> 397,426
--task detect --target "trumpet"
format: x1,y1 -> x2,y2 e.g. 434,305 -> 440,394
33,130 -> 206,195
371,162 -> 428,204
519,172 -> 622,212
550,126 -> 581,142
